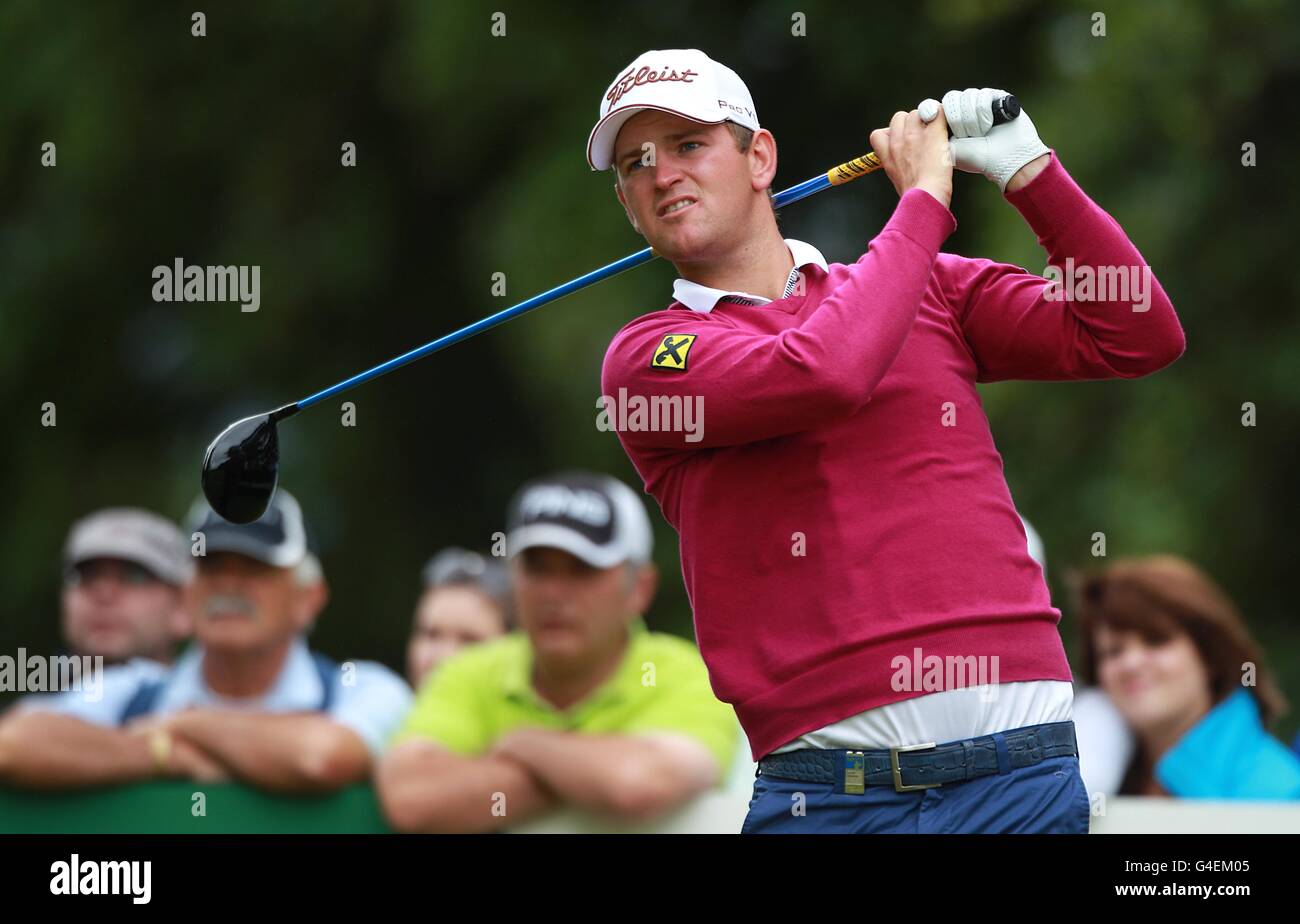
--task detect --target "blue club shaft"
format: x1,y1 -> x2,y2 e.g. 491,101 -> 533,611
290,94 -> 1025,411
297,172 -> 835,410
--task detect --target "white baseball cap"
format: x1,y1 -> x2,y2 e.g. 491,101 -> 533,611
506,472 -> 653,568
64,508 -> 194,586
586,48 -> 760,172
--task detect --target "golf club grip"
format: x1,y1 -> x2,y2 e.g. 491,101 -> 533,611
825,93 -> 1020,187
991,94 -> 1020,124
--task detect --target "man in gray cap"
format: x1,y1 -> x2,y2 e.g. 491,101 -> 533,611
0,489 -> 412,792
60,508 -> 194,665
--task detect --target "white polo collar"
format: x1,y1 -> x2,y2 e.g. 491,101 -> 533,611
672,238 -> 829,314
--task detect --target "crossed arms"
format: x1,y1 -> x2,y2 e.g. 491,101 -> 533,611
376,727 -> 720,833
0,707 -> 372,792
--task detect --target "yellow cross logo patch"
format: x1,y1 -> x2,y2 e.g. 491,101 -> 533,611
650,334 -> 697,371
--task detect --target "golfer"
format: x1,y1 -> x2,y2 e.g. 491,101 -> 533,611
592,49 -> 1185,833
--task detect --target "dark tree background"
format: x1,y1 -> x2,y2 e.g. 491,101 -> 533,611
2,1 -> 1297,736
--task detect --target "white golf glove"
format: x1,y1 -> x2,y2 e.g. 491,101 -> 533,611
918,88 -> 1049,192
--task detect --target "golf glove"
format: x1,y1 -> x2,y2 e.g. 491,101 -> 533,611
918,87 -> 1049,192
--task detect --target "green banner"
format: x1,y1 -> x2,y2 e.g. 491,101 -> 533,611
0,782 -> 392,834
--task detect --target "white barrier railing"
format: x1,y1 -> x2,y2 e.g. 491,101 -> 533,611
1089,796 -> 1300,834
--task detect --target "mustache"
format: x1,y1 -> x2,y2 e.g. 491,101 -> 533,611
203,593 -> 256,618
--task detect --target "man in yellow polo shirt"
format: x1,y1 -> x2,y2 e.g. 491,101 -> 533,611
376,471 -> 739,833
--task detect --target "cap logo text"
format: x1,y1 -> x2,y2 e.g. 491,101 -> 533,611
717,99 -> 755,120
607,64 -> 699,110
521,486 -> 612,527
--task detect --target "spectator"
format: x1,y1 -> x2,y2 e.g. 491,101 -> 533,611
1071,554 -> 1300,800
60,508 -> 194,665
0,489 -> 412,793
377,471 -> 739,833
406,548 -> 511,688
1072,684 -> 1136,799
1019,514 -> 1046,577
1013,514 -> 1135,798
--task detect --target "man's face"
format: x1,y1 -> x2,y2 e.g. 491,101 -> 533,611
512,547 -> 655,664
187,552 -> 323,653
406,585 -> 507,688
612,110 -> 777,263
61,558 -> 188,664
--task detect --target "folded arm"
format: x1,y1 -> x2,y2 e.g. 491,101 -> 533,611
159,709 -> 372,793
491,727 -> 720,821
0,709 -> 162,788
375,738 -> 558,833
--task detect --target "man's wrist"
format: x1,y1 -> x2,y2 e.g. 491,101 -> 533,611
485,745 -> 555,798
148,729 -> 172,776
913,181 -> 952,210
1003,152 -> 1051,194
493,727 -> 557,763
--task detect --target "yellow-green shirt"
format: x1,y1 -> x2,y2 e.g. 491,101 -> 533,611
394,619 -> 739,775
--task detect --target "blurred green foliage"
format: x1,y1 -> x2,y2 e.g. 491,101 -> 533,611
2,1 -> 1297,738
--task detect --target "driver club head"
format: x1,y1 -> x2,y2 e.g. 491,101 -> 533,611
201,407 -> 294,524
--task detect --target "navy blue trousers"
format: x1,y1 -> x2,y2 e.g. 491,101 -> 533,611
741,754 -> 1091,834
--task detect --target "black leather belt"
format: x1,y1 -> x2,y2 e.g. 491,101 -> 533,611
757,721 -> 1078,794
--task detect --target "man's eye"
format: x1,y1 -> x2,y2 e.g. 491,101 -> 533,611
680,141 -> 700,152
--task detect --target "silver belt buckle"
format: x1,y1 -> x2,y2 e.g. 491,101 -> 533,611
890,741 -> 940,793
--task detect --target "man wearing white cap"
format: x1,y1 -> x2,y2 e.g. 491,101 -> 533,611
59,508 -> 194,666
594,49 -> 1186,833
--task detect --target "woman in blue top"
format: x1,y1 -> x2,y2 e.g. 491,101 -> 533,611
1072,554 -> 1300,800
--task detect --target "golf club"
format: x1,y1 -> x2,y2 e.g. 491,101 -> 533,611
201,96 -> 1021,523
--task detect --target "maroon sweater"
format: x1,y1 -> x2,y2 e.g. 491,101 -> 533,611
601,153 -> 1186,758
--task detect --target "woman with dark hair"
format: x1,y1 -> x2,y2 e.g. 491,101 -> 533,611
406,548 -> 512,690
1072,554 -> 1300,800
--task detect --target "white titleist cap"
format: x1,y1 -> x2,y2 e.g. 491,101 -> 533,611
586,48 -> 760,171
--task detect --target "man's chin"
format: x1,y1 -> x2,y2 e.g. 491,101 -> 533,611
651,232 -> 722,266
81,631 -> 132,659
529,629 -> 585,659
195,620 -> 267,651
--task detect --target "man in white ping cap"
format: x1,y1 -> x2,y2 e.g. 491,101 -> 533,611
592,49 -> 1186,833
378,471 -> 739,833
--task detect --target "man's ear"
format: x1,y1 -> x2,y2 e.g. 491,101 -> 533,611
614,179 -> 643,235
167,588 -> 193,642
749,128 -> 779,194
630,562 -> 659,616
293,578 -> 330,633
